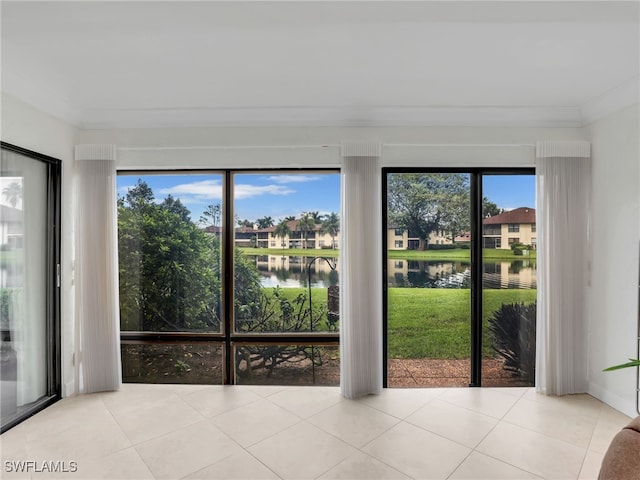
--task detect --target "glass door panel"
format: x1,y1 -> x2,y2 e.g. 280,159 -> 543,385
482,174 -> 537,386
1,146 -> 58,430
386,172 -> 472,387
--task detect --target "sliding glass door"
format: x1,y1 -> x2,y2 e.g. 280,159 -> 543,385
482,174 -> 537,387
384,169 -> 536,388
1,143 -> 60,432
385,172 -> 472,387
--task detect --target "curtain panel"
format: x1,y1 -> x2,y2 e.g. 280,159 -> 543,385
535,141 -> 591,395
74,144 -> 121,393
340,142 -> 383,398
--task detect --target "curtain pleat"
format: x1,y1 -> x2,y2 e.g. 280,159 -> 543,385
75,144 -> 121,393
535,141 -> 591,395
340,147 -> 383,398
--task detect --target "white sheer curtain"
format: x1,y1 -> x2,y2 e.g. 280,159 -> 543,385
535,141 -> 591,396
75,144 -> 121,393
340,142 -> 383,398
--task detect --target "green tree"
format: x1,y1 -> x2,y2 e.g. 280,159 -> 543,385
388,173 -> 470,250
483,198 -> 503,218
320,212 -> 340,249
274,219 -> 291,250
297,214 -> 315,249
199,203 -> 221,228
256,216 -> 275,229
162,195 -> 191,222
118,181 -> 221,332
309,211 -> 323,224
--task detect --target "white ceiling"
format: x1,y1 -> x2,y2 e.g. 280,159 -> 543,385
1,1 -> 639,129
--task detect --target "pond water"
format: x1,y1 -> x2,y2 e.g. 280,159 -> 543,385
387,259 -> 536,289
248,255 -> 536,290
249,255 -> 339,289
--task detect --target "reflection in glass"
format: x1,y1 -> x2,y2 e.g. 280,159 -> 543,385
1,150 -> 48,425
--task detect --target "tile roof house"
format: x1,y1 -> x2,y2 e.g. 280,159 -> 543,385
483,207 -> 536,249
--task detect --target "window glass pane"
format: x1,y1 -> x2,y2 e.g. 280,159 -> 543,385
386,173 -> 471,387
122,343 -> 224,384
482,175 -> 536,387
234,344 -> 339,386
232,173 -> 340,334
117,174 -> 223,333
1,150 -> 50,425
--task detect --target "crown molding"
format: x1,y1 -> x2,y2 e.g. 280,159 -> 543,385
581,76 -> 639,126
71,105 -> 585,130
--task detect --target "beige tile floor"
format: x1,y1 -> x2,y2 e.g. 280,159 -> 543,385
0,384 -> 633,480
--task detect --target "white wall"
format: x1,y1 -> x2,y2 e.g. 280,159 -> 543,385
15,93 -> 636,413
587,103 -> 640,418
1,93 -> 78,397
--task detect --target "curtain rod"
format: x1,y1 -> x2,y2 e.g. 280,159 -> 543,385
117,143 -> 535,152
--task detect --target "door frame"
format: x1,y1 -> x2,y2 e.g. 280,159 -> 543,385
382,167 -> 535,388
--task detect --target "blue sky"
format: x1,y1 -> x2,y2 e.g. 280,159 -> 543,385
117,172 -> 534,223
117,173 -> 341,223
483,175 -> 536,211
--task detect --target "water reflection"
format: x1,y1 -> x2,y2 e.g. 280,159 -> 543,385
387,259 -> 536,289
249,255 -> 339,288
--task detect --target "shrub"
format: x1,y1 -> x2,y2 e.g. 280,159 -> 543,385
487,301 -> 536,384
427,244 -> 456,250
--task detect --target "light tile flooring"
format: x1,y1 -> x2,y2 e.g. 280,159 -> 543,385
0,384 -> 633,480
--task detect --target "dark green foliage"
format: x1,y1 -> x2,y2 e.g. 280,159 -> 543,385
427,244 -> 457,250
387,173 -> 470,251
487,302 -> 536,383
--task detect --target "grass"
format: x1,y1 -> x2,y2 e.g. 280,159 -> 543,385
387,288 -> 537,359
387,248 -> 536,261
259,286 -> 536,359
241,247 -> 535,261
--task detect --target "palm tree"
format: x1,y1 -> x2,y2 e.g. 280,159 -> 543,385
284,215 -> 296,222
2,182 -> 22,208
256,216 -> 274,229
297,214 -> 316,249
320,212 -> 340,249
274,219 -> 291,250
309,211 -> 323,224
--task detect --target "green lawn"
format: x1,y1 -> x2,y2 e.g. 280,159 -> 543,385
261,286 -> 536,359
387,248 -> 536,261
387,288 -> 537,359
239,247 -> 535,261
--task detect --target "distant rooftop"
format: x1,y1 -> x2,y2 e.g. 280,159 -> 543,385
483,207 -> 535,225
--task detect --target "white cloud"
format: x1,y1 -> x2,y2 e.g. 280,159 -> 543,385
158,179 -> 293,202
266,175 -> 321,184
235,184 -> 295,199
159,179 -> 223,199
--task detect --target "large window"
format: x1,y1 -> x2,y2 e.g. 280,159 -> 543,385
117,170 -> 340,385
1,143 -> 61,432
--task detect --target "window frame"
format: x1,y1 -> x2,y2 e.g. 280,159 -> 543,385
117,168 -> 340,385
382,167 -> 535,388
